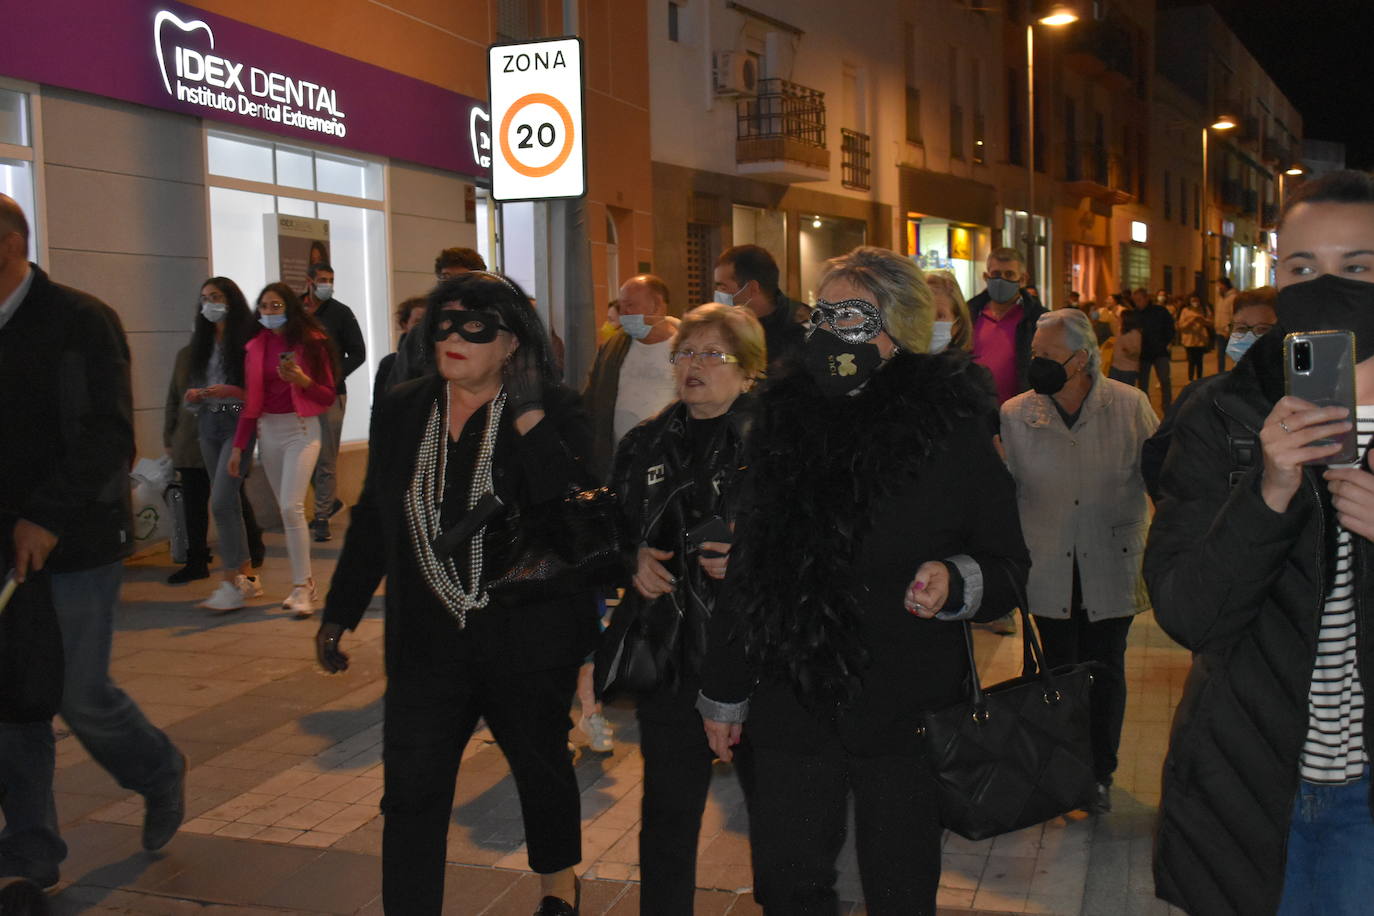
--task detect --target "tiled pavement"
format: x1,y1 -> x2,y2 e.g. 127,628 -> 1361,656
32,357 -> 1204,915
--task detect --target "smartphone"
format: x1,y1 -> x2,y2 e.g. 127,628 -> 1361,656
1284,330 -> 1359,465
0,569 -> 17,617
279,351 -> 296,364
686,516 -> 732,558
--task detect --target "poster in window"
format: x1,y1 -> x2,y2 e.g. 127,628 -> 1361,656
265,215 -> 330,295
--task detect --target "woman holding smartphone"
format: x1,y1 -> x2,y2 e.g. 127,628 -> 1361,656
229,282 -> 335,616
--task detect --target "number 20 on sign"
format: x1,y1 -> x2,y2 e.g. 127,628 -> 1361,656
488,37 -> 586,201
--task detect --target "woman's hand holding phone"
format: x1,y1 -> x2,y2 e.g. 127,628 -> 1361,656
1259,396 -> 1352,514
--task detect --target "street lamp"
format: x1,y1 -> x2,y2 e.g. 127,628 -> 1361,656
1200,116 -> 1235,299
1025,6 -> 1077,299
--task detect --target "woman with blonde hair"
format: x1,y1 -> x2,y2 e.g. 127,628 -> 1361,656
596,302 -> 765,915
699,247 -> 1030,913
922,269 -> 974,352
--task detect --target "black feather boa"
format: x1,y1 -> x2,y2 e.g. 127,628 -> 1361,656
733,348 -> 995,708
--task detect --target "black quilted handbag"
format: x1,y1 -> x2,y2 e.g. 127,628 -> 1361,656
918,600 -> 1096,841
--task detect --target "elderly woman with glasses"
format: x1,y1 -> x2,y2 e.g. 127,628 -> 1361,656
593,302 -> 765,915
316,272 -> 598,916
697,246 -> 1030,914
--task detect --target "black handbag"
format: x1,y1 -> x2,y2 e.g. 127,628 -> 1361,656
918,601 -> 1097,841
593,589 -> 682,698
485,486 -> 629,601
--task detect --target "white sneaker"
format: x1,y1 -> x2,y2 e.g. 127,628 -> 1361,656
283,579 -> 318,618
236,575 -> 263,600
579,711 -> 614,753
200,580 -> 246,612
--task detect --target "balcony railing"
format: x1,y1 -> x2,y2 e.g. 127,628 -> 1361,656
1061,142 -> 1134,205
737,78 -> 827,148
841,128 -> 871,190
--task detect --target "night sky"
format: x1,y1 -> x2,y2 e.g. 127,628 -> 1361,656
1159,0 -> 1374,170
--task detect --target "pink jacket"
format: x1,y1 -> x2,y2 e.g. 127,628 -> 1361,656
234,328 -> 336,448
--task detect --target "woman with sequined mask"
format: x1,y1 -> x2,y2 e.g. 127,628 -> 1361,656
314,272 -> 597,916
697,246 -> 1031,914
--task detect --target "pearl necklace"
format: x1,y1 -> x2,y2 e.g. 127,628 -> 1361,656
405,384 -> 506,628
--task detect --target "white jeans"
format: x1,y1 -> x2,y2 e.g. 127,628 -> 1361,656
257,412 -> 322,585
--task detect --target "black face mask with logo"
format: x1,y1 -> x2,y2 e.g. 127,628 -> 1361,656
802,327 -> 885,396
1275,274 -> 1374,362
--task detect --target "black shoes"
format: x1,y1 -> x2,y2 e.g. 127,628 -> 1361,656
166,553 -> 211,584
1087,781 -> 1112,815
311,519 -> 331,542
142,751 -> 187,851
532,878 -> 579,915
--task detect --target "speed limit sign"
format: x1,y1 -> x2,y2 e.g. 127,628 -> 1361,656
488,37 -> 586,201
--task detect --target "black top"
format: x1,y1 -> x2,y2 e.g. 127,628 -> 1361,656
761,293 -> 806,370
311,297 -> 366,396
1129,303 -> 1177,362
323,377 -> 601,688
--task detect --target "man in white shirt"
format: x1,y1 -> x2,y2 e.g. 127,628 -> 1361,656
583,274 -> 679,477
1212,277 -> 1237,372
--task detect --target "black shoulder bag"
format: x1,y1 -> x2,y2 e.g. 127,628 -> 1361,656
918,573 -> 1096,841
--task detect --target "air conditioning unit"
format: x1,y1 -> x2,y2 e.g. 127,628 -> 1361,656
714,51 -> 758,97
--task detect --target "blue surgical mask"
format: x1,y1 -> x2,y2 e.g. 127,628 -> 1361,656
1226,331 -> 1258,363
619,313 -> 653,340
713,289 -> 737,306
928,320 -> 954,353
313,282 -> 334,301
259,313 -> 288,330
200,300 -> 227,323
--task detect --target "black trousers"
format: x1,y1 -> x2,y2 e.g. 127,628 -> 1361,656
380,661 -> 582,915
747,743 -> 941,916
1033,566 -> 1135,783
1185,346 -> 1208,380
638,704 -> 724,915
176,467 -> 210,558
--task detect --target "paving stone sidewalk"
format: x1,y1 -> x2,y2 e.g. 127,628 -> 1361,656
28,519 -> 1188,915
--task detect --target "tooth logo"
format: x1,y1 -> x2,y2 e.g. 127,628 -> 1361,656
469,106 -> 492,169
154,10 -> 215,96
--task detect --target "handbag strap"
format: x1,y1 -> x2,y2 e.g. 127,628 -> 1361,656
958,560 -> 1060,712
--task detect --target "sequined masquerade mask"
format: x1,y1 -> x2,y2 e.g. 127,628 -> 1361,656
810,297 -> 885,344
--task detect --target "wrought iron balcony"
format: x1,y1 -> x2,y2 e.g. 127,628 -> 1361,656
1062,142 -> 1133,205
841,128 -> 871,190
736,78 -> 830,182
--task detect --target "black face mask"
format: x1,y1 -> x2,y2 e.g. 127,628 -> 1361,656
1027,353 -> 1077,396
432,308 -> 510,344
802,327 -> 884,396
1275,274 -> 1374,361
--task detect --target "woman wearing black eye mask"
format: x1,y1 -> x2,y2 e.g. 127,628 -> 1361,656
315,272 -> 597,915
698,246 -> 1030,914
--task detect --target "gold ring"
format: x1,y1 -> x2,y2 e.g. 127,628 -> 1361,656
1280,420 -> 1292,433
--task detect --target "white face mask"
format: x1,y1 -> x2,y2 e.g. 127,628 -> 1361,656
313,282 -> 334,301
928,320 -> 954,353
200,299 -> 227,323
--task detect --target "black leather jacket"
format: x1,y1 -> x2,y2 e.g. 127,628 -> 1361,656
600,397 -> 753,713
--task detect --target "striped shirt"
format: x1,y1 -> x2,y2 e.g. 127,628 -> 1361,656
1300,405 -> 1374,784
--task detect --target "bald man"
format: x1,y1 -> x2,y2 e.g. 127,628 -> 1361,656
0,195 -> 185,888
582,274 -> 680,477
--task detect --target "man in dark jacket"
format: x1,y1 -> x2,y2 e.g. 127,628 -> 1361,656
302,262 -> 365,541
1146,171 -> 1374,915
1128,287 -> 1176,410
712,245 -> 804,369
968,246 -> 1047,404
0,195 -> 186,889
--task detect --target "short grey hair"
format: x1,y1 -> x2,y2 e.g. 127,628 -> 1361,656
1037,308 -> 1100,375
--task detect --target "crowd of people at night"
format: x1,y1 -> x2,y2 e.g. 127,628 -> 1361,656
5,168 -> 1374,916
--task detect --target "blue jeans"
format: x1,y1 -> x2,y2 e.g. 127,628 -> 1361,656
1278,767 -> 1374,914
0,561 -> 178,872
199,408 -> 252,571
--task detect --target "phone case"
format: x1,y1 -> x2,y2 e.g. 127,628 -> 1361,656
1284,330 -> 1359,465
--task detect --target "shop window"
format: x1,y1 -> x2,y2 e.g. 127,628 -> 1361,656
800,215 -> 867,304
0,86 -> 38,262
206,130 -> 388,445
1120,242 -> 1150,292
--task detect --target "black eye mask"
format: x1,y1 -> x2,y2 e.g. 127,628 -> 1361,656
433,308 -> 510,344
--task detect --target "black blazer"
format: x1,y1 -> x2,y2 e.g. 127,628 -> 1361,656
0,265 -> 133,572
323,375 -> 601,685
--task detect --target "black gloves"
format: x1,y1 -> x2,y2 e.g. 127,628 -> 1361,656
503,346 -> 544,418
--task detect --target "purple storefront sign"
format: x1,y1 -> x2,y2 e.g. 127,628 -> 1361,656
1,0 -> 492,180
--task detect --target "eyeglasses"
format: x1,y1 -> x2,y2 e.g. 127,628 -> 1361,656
669,348 -> 740,367
1230,323 -> 1274,336
259,301 -> 286,313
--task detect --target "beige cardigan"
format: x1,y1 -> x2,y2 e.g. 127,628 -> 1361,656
1000,376 -> 1159,620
